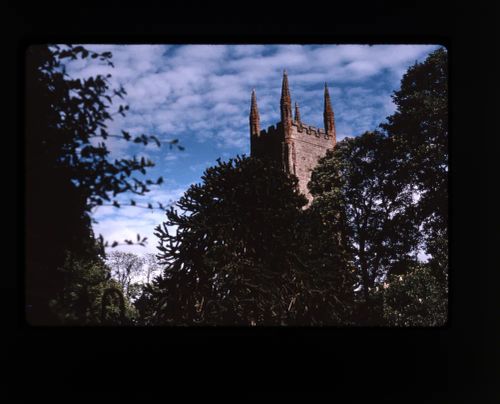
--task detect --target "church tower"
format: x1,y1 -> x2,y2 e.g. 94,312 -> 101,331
250,71 -> 337,202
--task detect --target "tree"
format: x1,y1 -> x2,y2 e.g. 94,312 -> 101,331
25,44 -> 178,324
106,251 -> 144,299
381,47 -> 448,283
141,156 -> 354,326
309,131 -> 422,303
294,202 -> 357,324
143,253 -> 162,284
147,156 -> 305,325
47,252 -> 128,325
308,48 -> 448,326
376,263 -> 447,326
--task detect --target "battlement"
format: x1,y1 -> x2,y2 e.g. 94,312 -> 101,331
259,125 -> 274,137
292,121 -> 330,139
257,121 -> 331,140
258,123 -> 280,138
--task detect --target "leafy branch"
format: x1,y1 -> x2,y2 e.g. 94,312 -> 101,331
98,233 -> 149,249
98,200 -> 173,210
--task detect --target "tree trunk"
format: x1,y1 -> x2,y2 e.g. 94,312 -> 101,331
359,238 -> 370,301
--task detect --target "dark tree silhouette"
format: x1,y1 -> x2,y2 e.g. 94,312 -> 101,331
307,49 -> 448,325
25,45 -> 177,324
139,156 -> 355,326
309,131 -> 421,303
101,287 -> 126,325
25,45 -> 447,327
381,47 -> 448,283
377,263 -> 447,326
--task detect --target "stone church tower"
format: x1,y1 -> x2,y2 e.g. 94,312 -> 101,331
250,71 -> 336,202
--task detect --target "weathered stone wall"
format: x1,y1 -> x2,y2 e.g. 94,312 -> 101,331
288,122 -> 334,201
251,120 -> 334,203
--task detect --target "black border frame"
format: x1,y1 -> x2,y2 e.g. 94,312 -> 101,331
6,2 -> 497,401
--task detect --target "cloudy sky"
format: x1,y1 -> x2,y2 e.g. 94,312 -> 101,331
63,44 -> 441,256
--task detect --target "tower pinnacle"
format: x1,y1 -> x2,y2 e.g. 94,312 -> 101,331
323,83 -> 336,144
249,89 -> 260,137
280,70 -> 292,133
294,102 -> 301,124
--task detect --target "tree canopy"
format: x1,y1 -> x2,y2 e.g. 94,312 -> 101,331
133,48 -> 448,327
306,48 -> 448,324
309,131 -> 422,302
25,45 -> 173,324
141,156 -> 355,325
25,45 -> 448,327
381,47 -> 448,283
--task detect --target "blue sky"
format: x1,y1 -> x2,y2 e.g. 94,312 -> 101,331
63,44 -> 441,256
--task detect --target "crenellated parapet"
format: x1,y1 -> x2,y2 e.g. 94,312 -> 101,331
258,122 -> 332,140
292,121 -> 330,139
251,123 -> 282,163
258,124 -> 278,138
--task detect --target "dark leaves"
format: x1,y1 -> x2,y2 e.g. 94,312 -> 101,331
142,156 -> 353,326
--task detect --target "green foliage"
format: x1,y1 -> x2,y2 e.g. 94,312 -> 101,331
378,264 -> 447,326
106,251 -> 145,299
147,156 -> 305,325
381,48 -> 448,279
309,131 -> 421,302
27,45 -> 448,327
140,156 -> 355,325
27,44 -> 165,211
48,252 -> 106,325
296,207 -> 357,324
307,49 -> 448,327
134,281 -> 162,323
25,44 -> 174,324
100,287 -> 126,325
48,252 -> 132,325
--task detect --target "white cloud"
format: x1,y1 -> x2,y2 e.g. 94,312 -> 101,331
64,44 -> 440,151
59,44 -> 441,258
93,186 -> 188,256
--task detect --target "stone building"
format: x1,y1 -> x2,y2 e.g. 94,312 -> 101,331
249,70 -> 336,202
